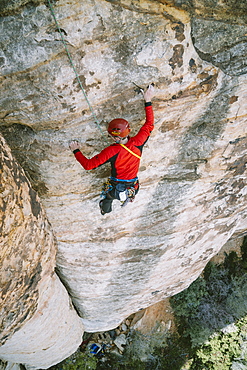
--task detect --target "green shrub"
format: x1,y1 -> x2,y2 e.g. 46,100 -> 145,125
192,330 -> 241,369
170,277 -> 207,318
170,254 -> 247,348
50,350 -> 98,370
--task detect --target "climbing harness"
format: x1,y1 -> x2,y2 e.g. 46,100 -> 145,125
118,181 -> 138,207
101,177 -> 139,207
120,144 -> 141,159
111,177 -> 139,206
46,0 -> 108,142
110,177 -> 138,183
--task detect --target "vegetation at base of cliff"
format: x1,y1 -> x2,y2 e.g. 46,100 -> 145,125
168,236 -> 247,370
49,237 -> 247,370
101,236 -> 247,369
48,350 -> 98,370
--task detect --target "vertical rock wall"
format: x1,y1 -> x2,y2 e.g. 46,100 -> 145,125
0,0 -> 247,364
0,135 -> 83,368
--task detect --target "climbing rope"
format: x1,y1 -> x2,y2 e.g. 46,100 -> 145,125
46,0 -> 108,141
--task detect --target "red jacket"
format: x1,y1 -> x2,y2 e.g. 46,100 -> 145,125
73,103 -> 154,180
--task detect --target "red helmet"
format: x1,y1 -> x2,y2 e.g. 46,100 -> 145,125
108,118 -> 130,138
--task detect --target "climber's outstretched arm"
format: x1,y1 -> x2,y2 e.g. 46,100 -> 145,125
132,84 -> 155,146
69,140 -> 119,170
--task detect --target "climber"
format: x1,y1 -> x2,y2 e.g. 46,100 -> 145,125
69,84 -> 154,215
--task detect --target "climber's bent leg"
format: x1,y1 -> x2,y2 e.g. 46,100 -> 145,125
99,193 -> 114,215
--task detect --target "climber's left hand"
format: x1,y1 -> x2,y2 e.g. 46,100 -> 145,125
69,140 -> 80,152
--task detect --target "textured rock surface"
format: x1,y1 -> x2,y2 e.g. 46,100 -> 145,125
155,0 -> 247,22
0,0 -> 247,360
0,134 -> 55,345
191,18 -> 247,76
0,0 -> 44,16
0,135 -> 83,368
154,0 -> 247,75
0,274 -> 83,369
0,362 -> 22,370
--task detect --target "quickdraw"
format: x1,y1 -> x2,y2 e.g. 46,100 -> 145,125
101,179 -> 113,199
120,186 -> 136,207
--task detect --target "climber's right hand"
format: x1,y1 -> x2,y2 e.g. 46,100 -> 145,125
143,84 -> 155,103
69,140 -> 80,152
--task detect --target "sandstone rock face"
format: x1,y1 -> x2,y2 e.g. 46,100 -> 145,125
0,0 -> 44,17
0,274 -> 83,369
0,361 -> 22,370
155,0 -> 247,22
0,0 -> 247,363
191,18 -> 247,76
0,134 -> 55,345
0,135 -> 83,368
154,0 -> 247,75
